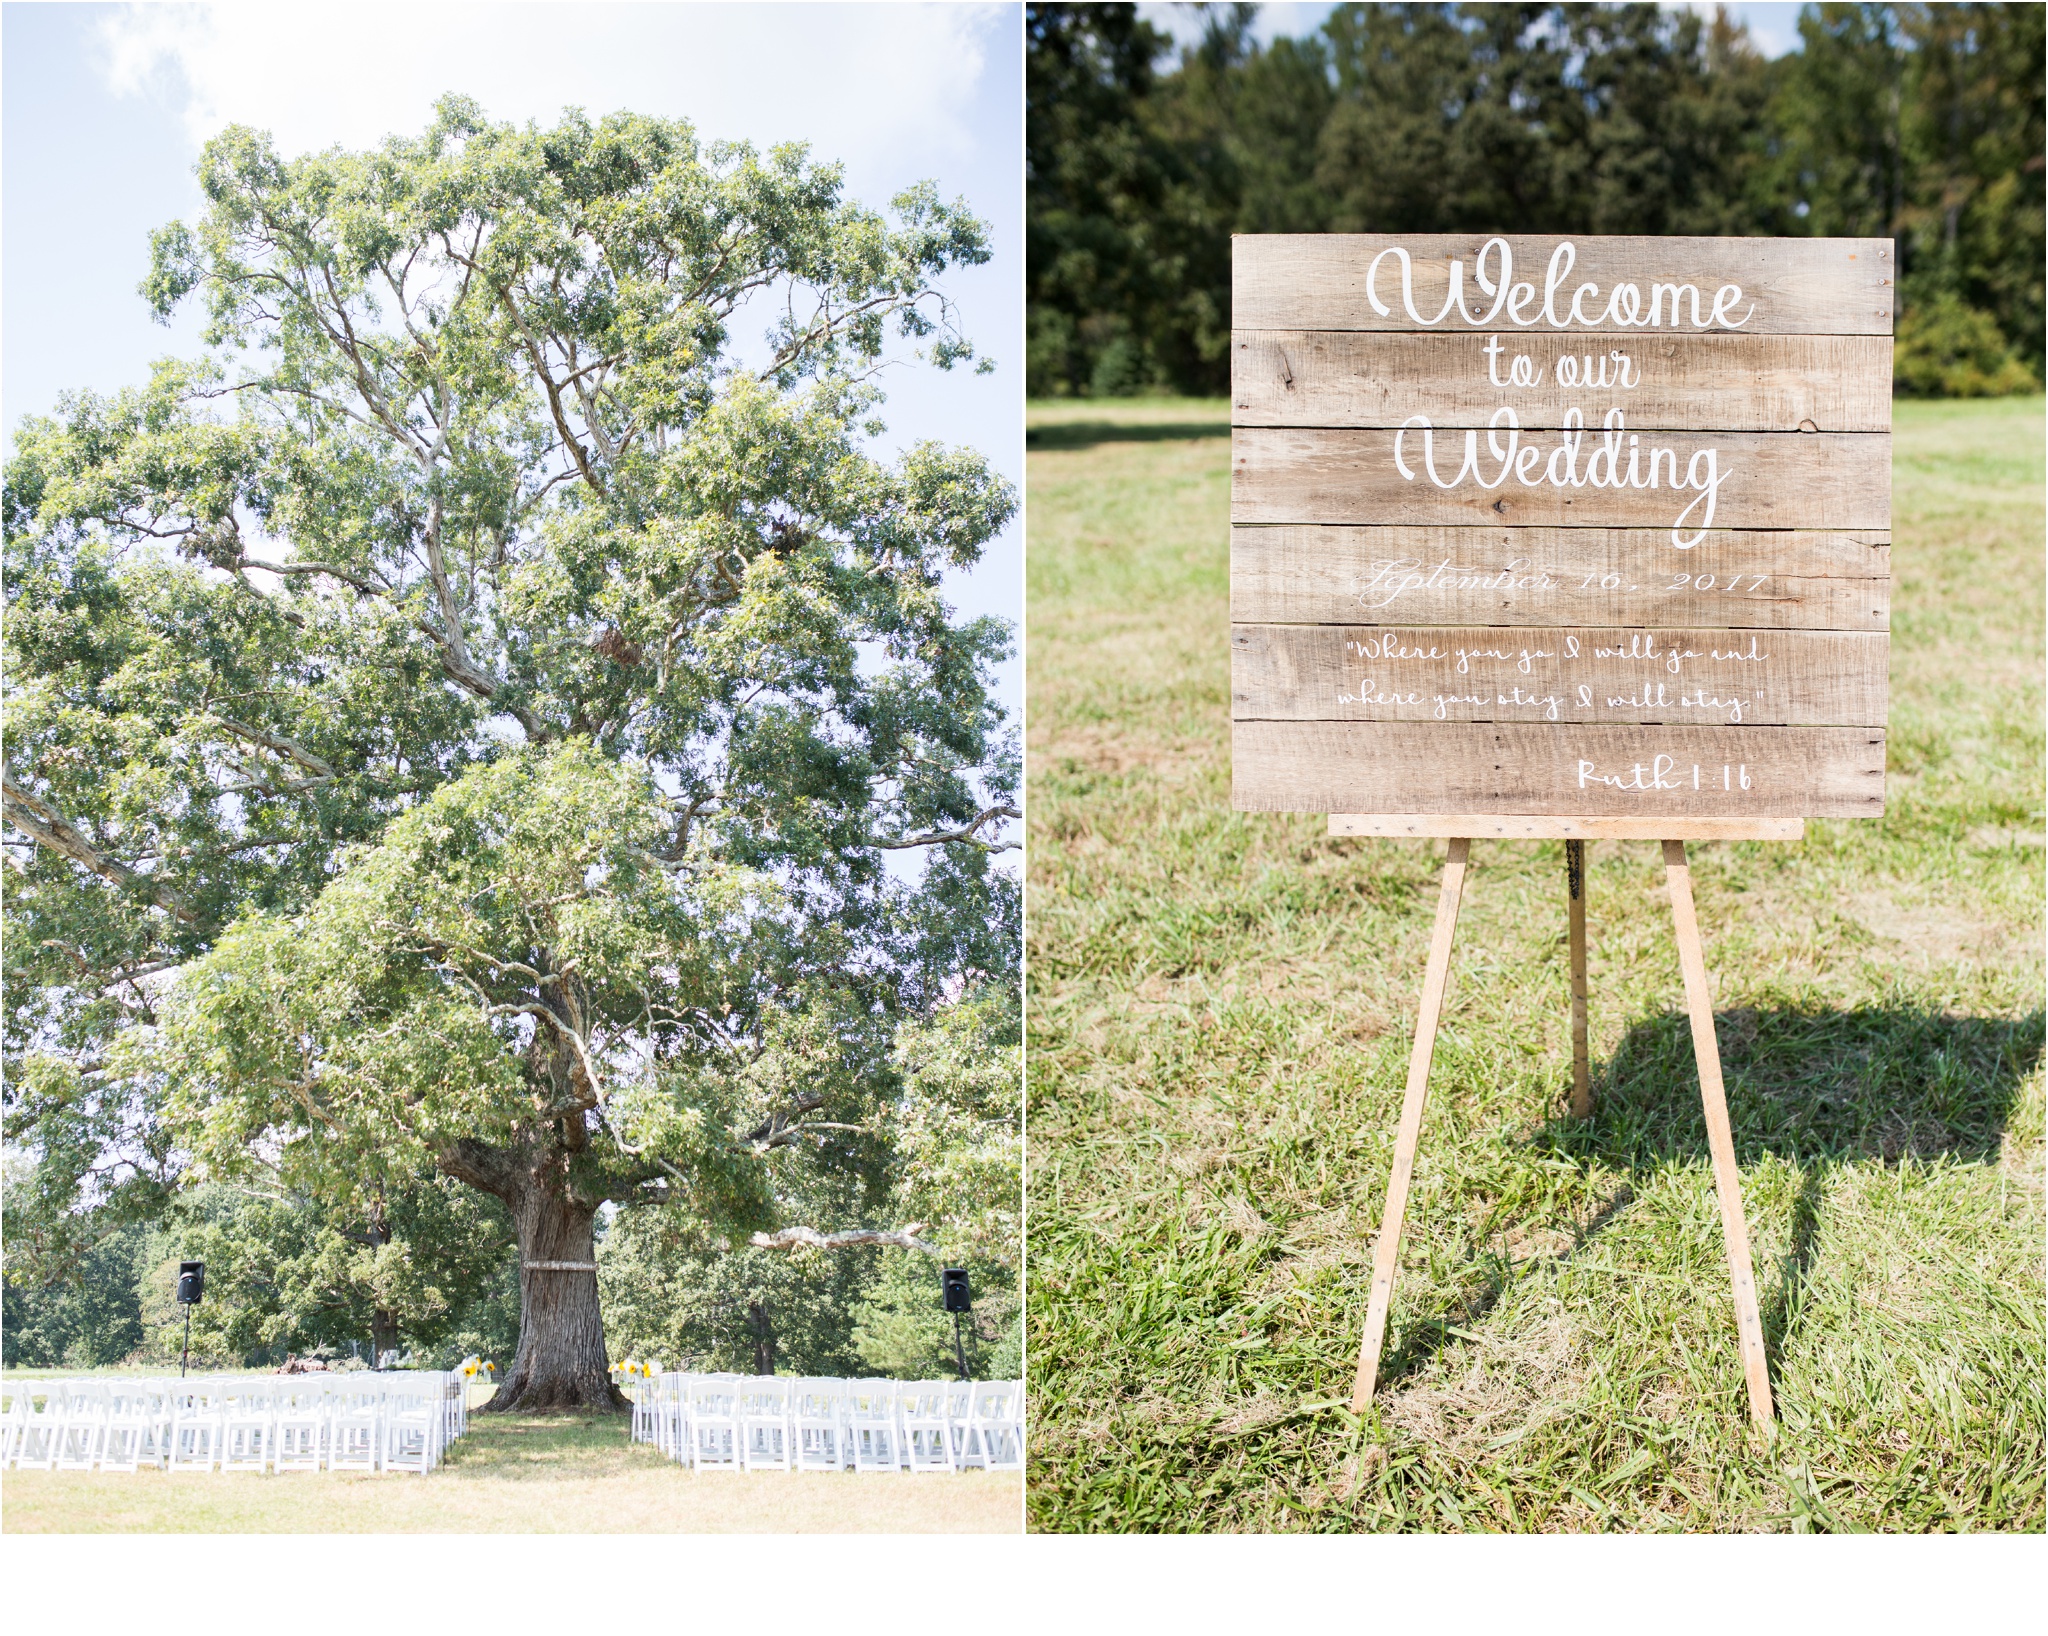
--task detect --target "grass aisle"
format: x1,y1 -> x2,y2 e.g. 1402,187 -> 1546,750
2,1406 -> 1022,1532
1023,396 -> 2045,1533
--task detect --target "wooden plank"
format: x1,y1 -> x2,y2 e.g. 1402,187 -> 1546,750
1567,841 -> 1590,1119
1351,837 -> 1469,1414
1234,234 -> 1894,334
1663,840 -> 1776,1428
1326,814 -> 1805,840
1233,331 -> 1894,432
1232,625 -> 1888,727
1233,722 -> 1885,817
1230,526 -> 1890,630
1232,427 -> 1892,531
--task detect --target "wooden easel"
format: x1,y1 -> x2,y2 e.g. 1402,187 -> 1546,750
1331,814 -> 1802,1431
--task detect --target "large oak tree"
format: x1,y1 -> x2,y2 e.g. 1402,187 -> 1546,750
3,98 -> 1017,1410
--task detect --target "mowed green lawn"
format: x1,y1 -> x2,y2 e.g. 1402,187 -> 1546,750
1,1385 -> 1020,1533
1024,396 -> 2045,1533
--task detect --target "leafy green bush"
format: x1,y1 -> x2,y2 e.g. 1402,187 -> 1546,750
850,1249 -> 1022,1379
1896,290 -> 2041,397
0,1225 -> 150,1368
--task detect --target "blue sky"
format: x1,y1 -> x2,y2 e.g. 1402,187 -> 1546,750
2,0 -> 1024,719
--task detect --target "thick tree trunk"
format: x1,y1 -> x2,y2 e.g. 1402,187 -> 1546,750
483,1184 -> 625,1413
441,1133 -> 626,1415
371,1308 -> 399,1364
366,1193 -> 399,1367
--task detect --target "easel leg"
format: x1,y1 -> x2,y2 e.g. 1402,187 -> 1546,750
1662,839 -> 1775,1429
1351,836 -> 1470,1414
1566,839 -> 1591,1118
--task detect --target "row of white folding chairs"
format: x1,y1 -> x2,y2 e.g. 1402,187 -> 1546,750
1,1373 -> 465,1476
632,1374 -> 1024,1473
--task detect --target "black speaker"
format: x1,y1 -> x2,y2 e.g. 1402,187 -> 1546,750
942,1266 -> 972,1313
176,1260 -> 205,1304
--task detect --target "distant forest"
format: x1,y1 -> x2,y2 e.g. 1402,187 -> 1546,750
1027,2 -> 2045,397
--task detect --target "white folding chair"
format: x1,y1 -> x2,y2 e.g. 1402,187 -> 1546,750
53,1382 -> 109,1471
657,1374 -> 689,1462
327,1385 -> 382,1473
273,1381 -> 331,1472
12,1385 -> 62,1470
443,1372 -> 465,1445
898,1380 -> 957,1473
167,1382 -> 224,1472
140,1380 -> 179,1469
630,1369 -> 656,1444
792,1378 -> 848,1472
969,1380 -> 1024,1470
686,1375 -> 742,1471
945,1378 -> 983,1468
98,1381 -> 159,1472
739,1377 -> 793,1471
846,1379 -> 904,1473
383,1387 -> 440,1475
219,1381 -> 277,1473
0,1387 -> 27,1468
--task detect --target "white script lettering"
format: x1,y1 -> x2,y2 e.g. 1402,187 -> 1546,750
1393,408 -> 1730,549
1366,238 -> 1753,330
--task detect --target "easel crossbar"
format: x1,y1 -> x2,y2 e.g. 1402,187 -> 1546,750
1330,815 -> 1804,841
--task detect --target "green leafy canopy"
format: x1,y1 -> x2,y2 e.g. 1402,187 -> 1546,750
5,97 -> 1019,1286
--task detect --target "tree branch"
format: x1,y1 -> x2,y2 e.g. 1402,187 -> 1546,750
493,282 -> 604,493
876,804 -> 1021,853
489,1000 -> 606,1111
205,714 -> 335,780
749,1224 -> 937,1254
1,772 -> 200,925
286,1077 -> 347,1136
744,1090 -> 825,1147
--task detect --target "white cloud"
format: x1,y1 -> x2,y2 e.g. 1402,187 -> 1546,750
1137,1 -> 1331,52
94,1 -> 1003,181
1140,2 -> 1805,60
1671,2 -> 1803,58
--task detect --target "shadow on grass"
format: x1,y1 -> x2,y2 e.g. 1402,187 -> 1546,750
1583,1004 -> 2043,1170
1765,1166 -> 1828,1371
1026,421 -> 1231,452
442,1410 -> 652,1480
1376,1181 -> 1638,1387
1376,1005 -> 2043,1390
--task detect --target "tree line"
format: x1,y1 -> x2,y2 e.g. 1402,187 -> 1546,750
1027,2 -> 2044,397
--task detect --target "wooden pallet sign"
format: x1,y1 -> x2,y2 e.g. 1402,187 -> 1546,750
1229,234 -> 1893,1430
